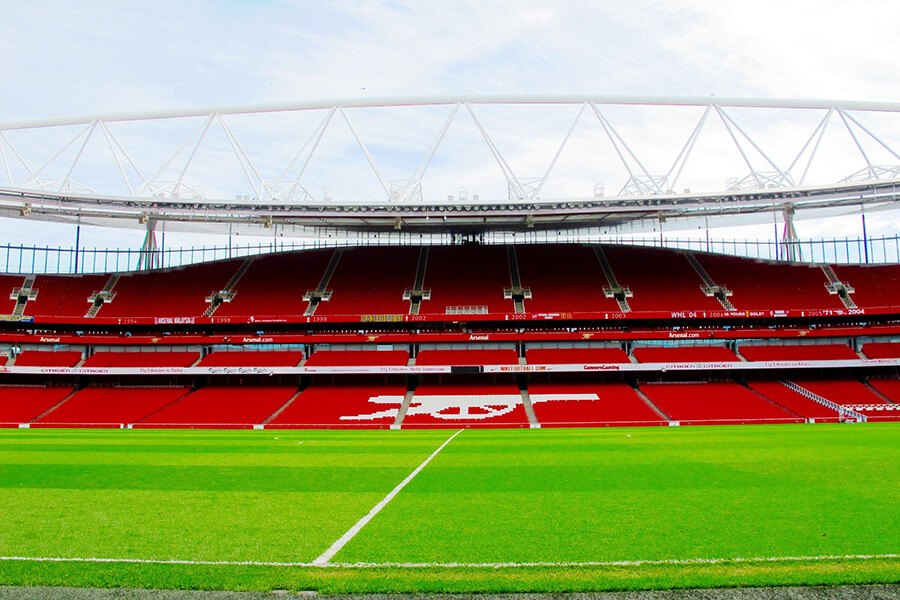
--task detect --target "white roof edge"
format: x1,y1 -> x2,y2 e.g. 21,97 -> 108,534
3,95 -> 900,130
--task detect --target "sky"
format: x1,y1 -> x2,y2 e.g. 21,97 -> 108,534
1,0 -> 900,254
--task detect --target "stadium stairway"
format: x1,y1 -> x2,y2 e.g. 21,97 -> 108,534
504,246 -> 530,314
22,387 -> 79,427
203,257 -> 255,317
863,378 -> 899,406
782,380 -> 867,422
750,380 -> 844,422
303,249 -> 343,316
258,388 -> 304,428
130,388 -> 196,426
85,274 -> 120,317
391,389 -> 416,429
404,246 -> 431,315
743,382 -> 807,420
685,252 -> 735,310
593,246 -> 632,312
520,387 -> 540,427
821,264 -> 857,309
632,385 -> 674,423
11,276 -> 38,317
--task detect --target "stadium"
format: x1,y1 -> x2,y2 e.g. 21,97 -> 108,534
0,96 -> 898,596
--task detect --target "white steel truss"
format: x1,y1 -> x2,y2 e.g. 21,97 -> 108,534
2,96 -> 900,205
1,95 -> 900,239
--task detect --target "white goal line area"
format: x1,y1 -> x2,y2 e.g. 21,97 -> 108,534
0,554 -> 897,569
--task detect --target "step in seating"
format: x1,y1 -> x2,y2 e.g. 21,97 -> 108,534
632,346 -> 740,363
304,350 -> 409,367
402,377 -> 529,428
14,351 -> 82,367
268,378 -> 407,428
82,351 -> 200,368
32,386 -> 190,428
415,349 -> 518,366
198,351 -> 304,367
739,344 -> 858,362
134,385 -> 297,429
526,347 -> 631,364
639,381 -> 803,425
0,356 -> 6,367
529,380 -> 667,427
793,379 -> 900,422
747,381 -> 840,423
0,386 -> 76,426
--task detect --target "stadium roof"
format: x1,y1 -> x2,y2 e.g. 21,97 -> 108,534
2,95 -> 900,236
1,178 -> 898,236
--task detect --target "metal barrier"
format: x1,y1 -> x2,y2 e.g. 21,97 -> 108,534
1,232 -> 899,275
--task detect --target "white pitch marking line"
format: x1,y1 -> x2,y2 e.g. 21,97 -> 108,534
313,428 -> 464,566
0,553 -> 897,569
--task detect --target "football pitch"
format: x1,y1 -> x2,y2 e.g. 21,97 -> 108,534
0,424 -> 898,593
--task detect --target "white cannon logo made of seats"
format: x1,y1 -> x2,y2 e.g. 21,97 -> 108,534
340,393 -> 599,422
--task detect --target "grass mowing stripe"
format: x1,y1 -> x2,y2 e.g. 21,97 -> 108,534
314,429 -> 464,566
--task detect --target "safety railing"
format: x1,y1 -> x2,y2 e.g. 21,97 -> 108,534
1,232 -> 899,275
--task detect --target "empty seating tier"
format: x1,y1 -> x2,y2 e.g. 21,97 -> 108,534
98,260 -> 242,318
304,350 -> 409,367
315,247 -> 418,316
419,246 -> 513,315
529,380 -> 666,427
198,351 -> 304,367
14,351 -> 82,367
867,378 -> 900,406
82,352 -> 201,368
213,250 -> 334,318
639,382 -> 802,425
861,342 -> 900,359
831,264 -> 900,309
0,386 -> 75,426
632,346 -> 740,363
739,344 -> 858,362
746,381 -> 840,423
268,379 -> 407,428
403,377 -> 528,428
695,254 -> 841,311
603,246 -> 720,312
26,274 -> 110,318
32,386 -> 190,428
415,349 -> 518,366
793,379 -> 900,422
514,244 -> 620,313
134,385 -> 297,429
525,347 -> 630,364
0,274 -> 24,314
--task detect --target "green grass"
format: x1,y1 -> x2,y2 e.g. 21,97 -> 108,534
0,424 -> 898,592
